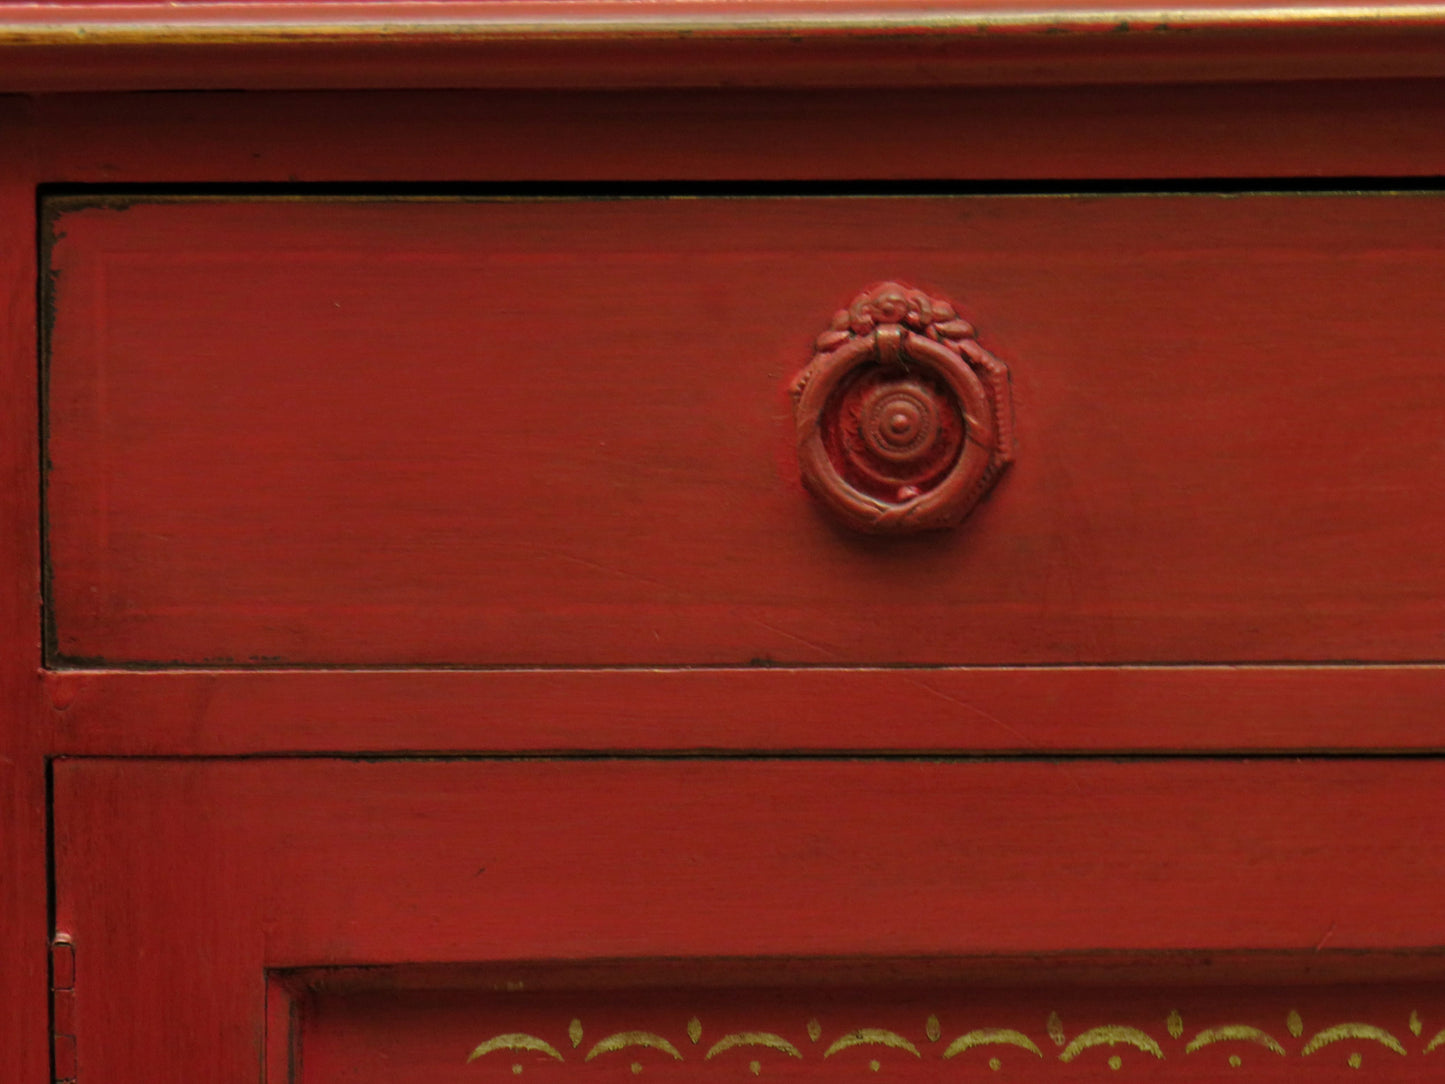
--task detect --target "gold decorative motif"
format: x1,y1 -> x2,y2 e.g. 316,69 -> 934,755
468,1035 -> 566,1063
705,1034 -> 803,1060
1184,1026 -> 1286,1056
823,1029 -> 921,1058
585,1032 -> 684,1062
1301,1025 -> 1407,1057
942,1030 -> 1043,1059
467,1008 -> 1436,1075
1057,1027 -> 1164,1063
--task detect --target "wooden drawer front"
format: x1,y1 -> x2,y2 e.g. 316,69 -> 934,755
44,193 -> 1445,667
52,759 -> 1445,1083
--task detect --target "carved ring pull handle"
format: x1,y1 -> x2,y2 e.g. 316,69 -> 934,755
791,282 -> 1014,534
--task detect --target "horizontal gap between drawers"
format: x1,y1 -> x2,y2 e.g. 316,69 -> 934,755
35,176 -> 1445,201
45,751 -> 1445,763
38,661 -> 1445,672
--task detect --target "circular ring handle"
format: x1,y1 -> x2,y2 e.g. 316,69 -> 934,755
792,282 -> 1013,534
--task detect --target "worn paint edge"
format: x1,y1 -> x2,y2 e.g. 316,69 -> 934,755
5,2 -> 1445,46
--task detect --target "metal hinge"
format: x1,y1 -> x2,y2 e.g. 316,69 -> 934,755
51,934 -> 76,1084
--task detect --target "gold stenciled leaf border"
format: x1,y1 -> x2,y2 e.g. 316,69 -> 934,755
466,1010 -> 1445,1074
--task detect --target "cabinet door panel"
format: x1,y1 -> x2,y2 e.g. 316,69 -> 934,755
53,759 -> 1445,1082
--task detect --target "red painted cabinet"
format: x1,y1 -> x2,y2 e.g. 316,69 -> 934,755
6,8 -> 1445,1084
51,759 -> 1445,1081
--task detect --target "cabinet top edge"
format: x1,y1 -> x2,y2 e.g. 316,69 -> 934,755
7,0 -> 1445,92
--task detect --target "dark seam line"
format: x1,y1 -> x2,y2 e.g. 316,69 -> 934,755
36,177 -> 1445,202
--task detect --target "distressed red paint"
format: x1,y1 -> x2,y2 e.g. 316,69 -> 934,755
0,19 -> 1443,1084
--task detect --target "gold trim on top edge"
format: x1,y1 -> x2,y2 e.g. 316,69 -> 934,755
4,2 -> 1445,49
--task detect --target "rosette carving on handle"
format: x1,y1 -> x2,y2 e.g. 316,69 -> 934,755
791,282 -> 1014,534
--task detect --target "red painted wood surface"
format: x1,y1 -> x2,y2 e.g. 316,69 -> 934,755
8,0 -> 1445,91
34,83 -> 1445,186
52,759 -> 1445,1083
46,193 -> 1445,666
0,75 -> 1441,1084
0,97 -> 47,1084
37,666 -> 1445,754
